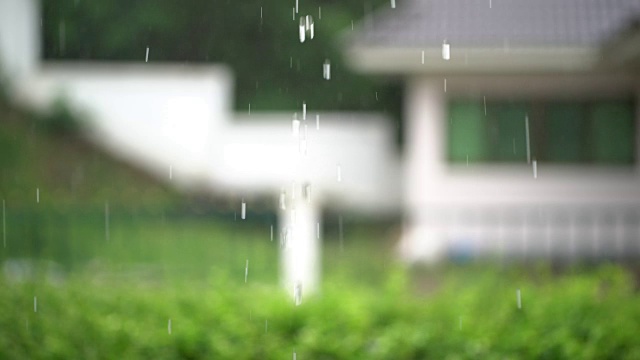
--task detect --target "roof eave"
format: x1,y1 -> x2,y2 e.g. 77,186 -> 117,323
345,46 -> 602,75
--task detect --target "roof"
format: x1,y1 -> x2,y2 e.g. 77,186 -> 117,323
345,0 -> 640,74
351,0 -> 640,48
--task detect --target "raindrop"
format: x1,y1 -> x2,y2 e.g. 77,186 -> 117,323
318,6 -> 321,19
339,215 -> 344,252
294,282 -> 302,306
248,103 -> 251,115
299,16 -> 315,43
533,160 -> 538,179
444,78 -> 447,92
323,59 -> 331,80
459,316 -> 462,330
351,20 -> 354,30
442,41 -> 450,60
33,296 -> 37,312
245,259 -> 249,283
168,319 -> 172,334
316,222 -> 320,239
270,225 -> 274,241
105,202 -> 110,241
265,319 -> 268,333
145,46 -> 149,62
316,114 -> 320,129
295,0 -> 298,13
281,227 -> 291,249
336,164 -> 342,182
421,50 -> 425,64
279,189 -> 287,210
2,199 -> 5,248
293,351 -> 297,360
483,96 -> 487,116
292,113 -> 301,136
525,115 -> 531,164
490,0 -> 492,8
302,102 -> 306,120
36,188 -> 39,203
304,183 -> 311,202
516,289 -> 522,309
241,200 -> 247,220
390,0 -> 396,8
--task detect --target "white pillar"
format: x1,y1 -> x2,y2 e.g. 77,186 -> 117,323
279,187 -> 320,302
0,0 -> 40,87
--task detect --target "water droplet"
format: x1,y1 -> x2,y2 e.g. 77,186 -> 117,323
36,188 -> 39,203
525,115 -> 531,164
516,289 -> 522,309
105,202 -> 110,241
33,296 -> 37,312
323,59 -> 331,80
483,96 -> 487,116
294,282 -> 302,306
318,6 -> 321,19
168,319 -> 172,334
299,16 -> 315,43
316,222 -> 320,239
292,114 -> 301,136
442,41 -> 450,60
2,199 -> 6,248
421,50 -> 425,64
281,227 -> 291,249
245,259 -> 249,283
295,0 -> 298,13
293,351 -> 297,360
533,160 -> 538,179
390,0 -> 396,8
241,200 -> 247,220
145,46 -> 149,62
316,114 -> 320,129
444,78 -> 447,92
302,102 -> 307,120
279,189 -> 287,210
270,225 -> 274,241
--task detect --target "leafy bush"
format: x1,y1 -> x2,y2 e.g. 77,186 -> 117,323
35,98 -> 83,136
0,265 -> 638,359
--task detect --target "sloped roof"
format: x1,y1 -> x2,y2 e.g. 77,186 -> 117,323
350,0 -> 640,49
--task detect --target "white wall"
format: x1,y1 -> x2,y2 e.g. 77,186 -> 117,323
18,63 -> 233,191
0,0 -> 39,86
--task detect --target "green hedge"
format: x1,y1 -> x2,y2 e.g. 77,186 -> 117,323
1,265 -> 638,359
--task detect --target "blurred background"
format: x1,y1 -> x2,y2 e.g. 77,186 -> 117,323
1,0 -> 640,358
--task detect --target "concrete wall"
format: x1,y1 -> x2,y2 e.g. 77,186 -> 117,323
402,74 -> 640,262
0,0 -> 39,86
17,63 -> 233,192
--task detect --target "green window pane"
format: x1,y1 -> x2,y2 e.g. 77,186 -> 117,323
546,103 -> 584,162
590,102 -> 635,164
490,103 -> 528,162
448,101 -> 487,163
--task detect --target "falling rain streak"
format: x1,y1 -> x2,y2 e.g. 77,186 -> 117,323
421,50 -> 425,64
36,188 -> 39,203
168,319 -> 172,334
2,199 -> 5,248
516,289 -> 522,309
279,189 -> 287,210
323,59 -> 331,80
294,282 -> 302,306
316,114 -> 320,129
270,225 -> 274,241
533,160 -> 538,179
390,0 -> 396,9
299,16 -> 314,43
105,202 -> 110,241
241,200 -> 246,220
34,296 -> 37,312
292,114 -> 300,136
442,41 -> 450,60
244,259 -> 249,283
145,46 -> 149,62
525,115 -> 531,164
444,78 -> 447,92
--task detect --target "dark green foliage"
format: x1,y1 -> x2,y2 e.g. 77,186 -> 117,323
40,0 -> 402,117
33,98 -> 83,136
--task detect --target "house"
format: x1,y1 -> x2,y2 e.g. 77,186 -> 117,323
0,0 -> 401,297
345,0 -> 640,262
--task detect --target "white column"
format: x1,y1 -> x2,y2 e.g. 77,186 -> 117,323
401,77 -> 447,262
0,0 -> 40,87
279,190 -> 320,302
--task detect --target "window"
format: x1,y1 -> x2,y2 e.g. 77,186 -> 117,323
448,99 -> 636,165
